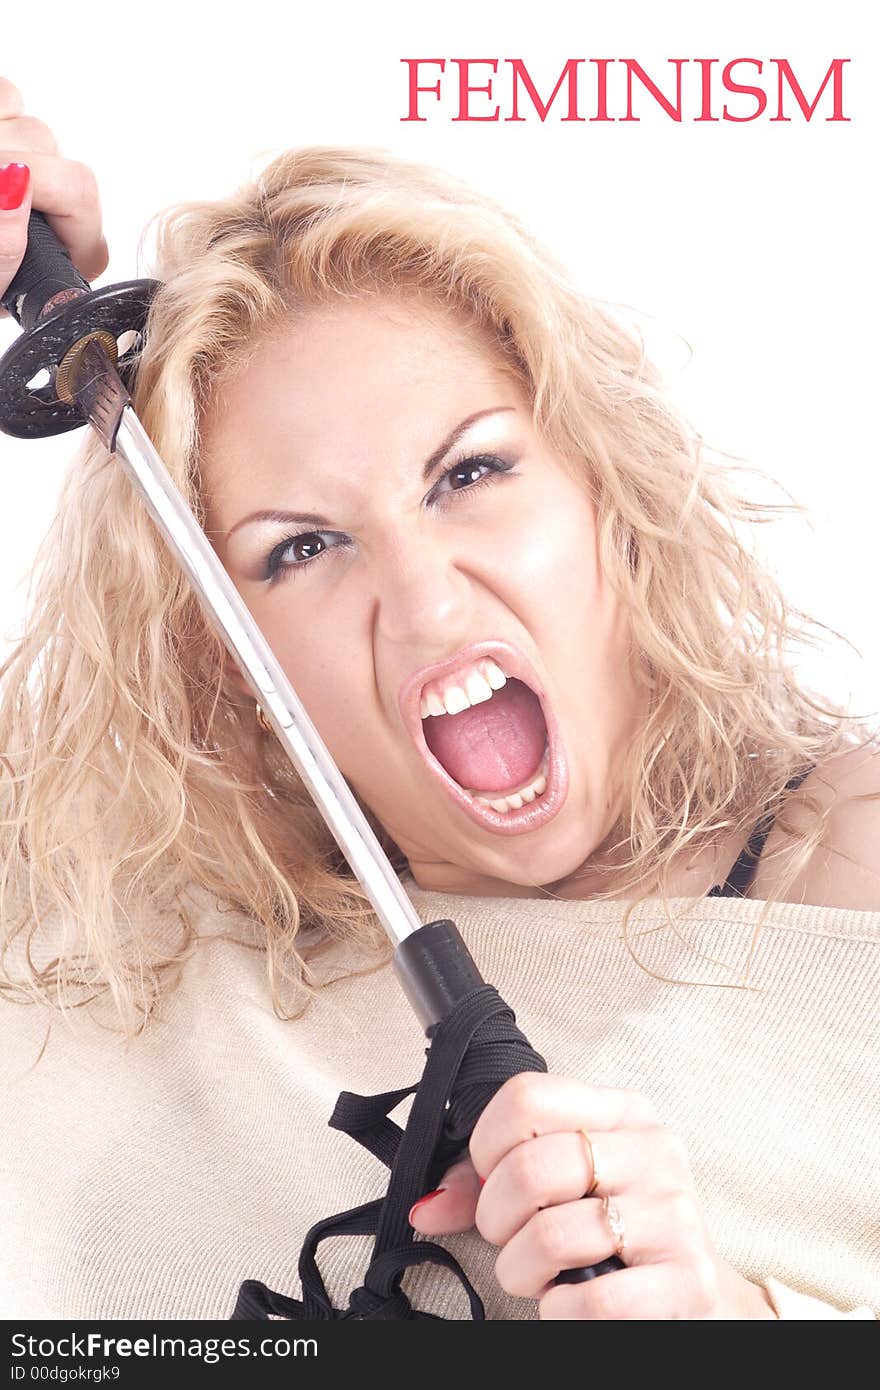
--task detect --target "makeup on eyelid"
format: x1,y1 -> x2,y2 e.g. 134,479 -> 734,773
260,450 -> 519,583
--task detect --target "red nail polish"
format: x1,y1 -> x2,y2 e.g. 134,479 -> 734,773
478,1177 -> 486,1186
407,1187 -> 446,1223
0,163 -> 30,211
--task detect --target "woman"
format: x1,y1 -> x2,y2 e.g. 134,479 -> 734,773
1,77 -> 877,1320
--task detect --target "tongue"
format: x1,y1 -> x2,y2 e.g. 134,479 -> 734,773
423,678 -> 547,793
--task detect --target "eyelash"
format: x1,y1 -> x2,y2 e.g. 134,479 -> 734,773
262,452 -> 518,583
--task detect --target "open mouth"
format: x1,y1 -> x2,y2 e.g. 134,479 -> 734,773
422,676 -> 550,812
406,649 -> 569,835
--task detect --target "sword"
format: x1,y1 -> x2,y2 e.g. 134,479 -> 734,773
0,209 -> 622,1288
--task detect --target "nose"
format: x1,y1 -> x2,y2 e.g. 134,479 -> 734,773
370,529 -> 474,652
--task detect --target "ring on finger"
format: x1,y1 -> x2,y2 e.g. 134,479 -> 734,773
602,1194 -> 627,1258
577,1128 -> 601,1197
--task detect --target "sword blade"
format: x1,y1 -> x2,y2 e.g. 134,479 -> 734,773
73,341 -> 421,947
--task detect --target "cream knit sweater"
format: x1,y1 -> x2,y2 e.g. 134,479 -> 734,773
1,878 -> 877,1320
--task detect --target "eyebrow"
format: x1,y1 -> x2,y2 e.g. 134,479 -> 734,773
224,405 -> 516,539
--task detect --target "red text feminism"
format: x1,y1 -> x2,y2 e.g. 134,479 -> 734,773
400,58 -> 851,124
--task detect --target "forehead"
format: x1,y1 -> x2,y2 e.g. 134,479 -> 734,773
200,295 -> 524,519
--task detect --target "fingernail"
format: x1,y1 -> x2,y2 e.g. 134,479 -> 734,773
0,163 -> 30,212
478,1177 -> 486,1186
408,1187 -> 446,1224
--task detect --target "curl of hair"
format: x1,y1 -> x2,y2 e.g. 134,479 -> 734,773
1,145 -> 875,1038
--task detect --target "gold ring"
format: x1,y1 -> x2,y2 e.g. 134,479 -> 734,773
578,1129 -> 600,1197
602,1195 -> 626,1257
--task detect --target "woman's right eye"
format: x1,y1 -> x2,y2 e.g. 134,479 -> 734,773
264,531 -> 348,583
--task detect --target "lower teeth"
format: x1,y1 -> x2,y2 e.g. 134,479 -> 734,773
463,744 -> 550,813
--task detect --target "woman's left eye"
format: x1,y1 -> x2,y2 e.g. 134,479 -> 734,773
262,452 -> 516,583
431,452 -> 516,500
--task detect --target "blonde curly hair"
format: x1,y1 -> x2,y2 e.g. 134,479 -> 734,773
0,145 -> 872,1038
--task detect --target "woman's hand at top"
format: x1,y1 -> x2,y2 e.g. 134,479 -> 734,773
0,75 -> 107,315
409,1071 -> 778,1319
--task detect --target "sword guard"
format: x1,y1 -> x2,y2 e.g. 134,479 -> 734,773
0,209 -> 159,439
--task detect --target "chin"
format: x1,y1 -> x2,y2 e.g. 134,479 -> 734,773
462,811 -> 602,893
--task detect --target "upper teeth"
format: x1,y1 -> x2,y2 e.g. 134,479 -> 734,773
420,659 -> 507,719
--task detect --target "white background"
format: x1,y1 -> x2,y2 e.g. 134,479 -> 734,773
1,0 -> 877,716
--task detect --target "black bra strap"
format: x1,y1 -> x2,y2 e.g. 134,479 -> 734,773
707,764 -> 815,898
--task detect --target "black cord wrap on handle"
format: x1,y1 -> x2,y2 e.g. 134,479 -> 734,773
0,209 -> 90,330
231,984 -> 547,1320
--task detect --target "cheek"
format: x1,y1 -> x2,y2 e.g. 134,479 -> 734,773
502,482 -> 632,708
497,483 -> 602,611
252,602 -> 374,756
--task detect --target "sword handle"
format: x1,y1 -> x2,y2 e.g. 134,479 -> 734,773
394,919 -> 626,1286
0,209 -> 91,330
